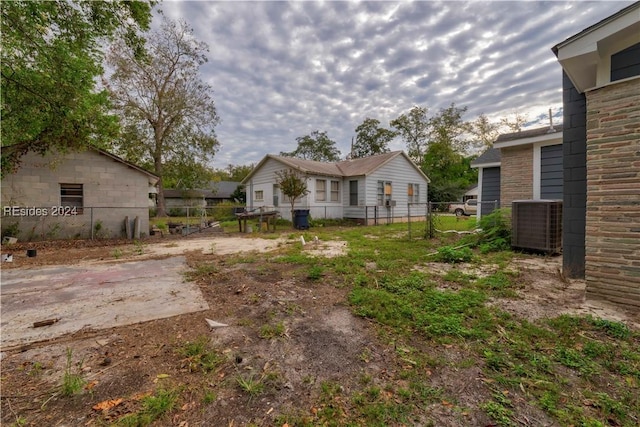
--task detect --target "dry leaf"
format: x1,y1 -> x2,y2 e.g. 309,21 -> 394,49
85,380 -> 98,390
92,398 -> 123,411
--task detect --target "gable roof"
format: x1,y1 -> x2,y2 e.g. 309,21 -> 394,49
471,147 -> 501,167
243,151 -> 430,183
94,148 -> 159,184
552,2 -> 640,93
493,124 -> 563,149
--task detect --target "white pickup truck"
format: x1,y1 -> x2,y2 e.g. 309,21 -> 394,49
448,199 -> 478,216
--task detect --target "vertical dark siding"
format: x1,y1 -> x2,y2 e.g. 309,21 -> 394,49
611,42 -> 640,82
541,144 -> 563,199
481,167 -> 500,216
562,71 -> 587,279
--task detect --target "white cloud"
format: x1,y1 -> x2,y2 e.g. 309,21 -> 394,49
155,0 -> 635,167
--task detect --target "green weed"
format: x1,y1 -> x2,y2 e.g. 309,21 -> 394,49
178,336 -> 222,373
61,348 -> 86,396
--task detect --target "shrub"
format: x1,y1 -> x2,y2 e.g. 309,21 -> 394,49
432,246 -> 474,263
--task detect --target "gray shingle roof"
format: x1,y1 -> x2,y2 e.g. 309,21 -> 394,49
471,147 -> 501,167
495,124 -> 563,143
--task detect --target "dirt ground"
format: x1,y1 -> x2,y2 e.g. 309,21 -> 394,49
1,231 -> 638,426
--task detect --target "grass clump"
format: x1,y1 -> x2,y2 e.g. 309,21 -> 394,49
61,348 -> 86,396
177,336 -> 223,373
259,322 -> 286,339
115,389 -> 178,426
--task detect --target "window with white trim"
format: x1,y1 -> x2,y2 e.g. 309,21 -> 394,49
408,183 -> 420,203
316,179 -> 326,201
254,190 -> 264,201
330,180 -> 340,202
377,181 -> 392,206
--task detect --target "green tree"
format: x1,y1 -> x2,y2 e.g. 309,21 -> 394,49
468,113 -> 500,150
106,18 -> 220,216
352,118 -> 395,158
422,142 -> 477,203
500,111 -> 528,133
422,103 -> 475,202
428,103 -> 469,153
275,169 -> 309,226
212,164 -> 254,182
1,0 -> 153,175
390,106 -> 430,163
281,130 -> 341,162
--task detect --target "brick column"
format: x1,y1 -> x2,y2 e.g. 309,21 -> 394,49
585,78 -> 640,308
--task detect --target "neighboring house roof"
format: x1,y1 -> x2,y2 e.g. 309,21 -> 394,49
471,147 -> 501,167
552,2 -> 640,93
242,151 -> 430,183
164,181 -> 240,199
493,124 -> 563,149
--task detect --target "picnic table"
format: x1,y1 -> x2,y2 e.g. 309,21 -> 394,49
235,209 -> 279,233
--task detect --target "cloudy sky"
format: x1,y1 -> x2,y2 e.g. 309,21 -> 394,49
156,1 -> 635,168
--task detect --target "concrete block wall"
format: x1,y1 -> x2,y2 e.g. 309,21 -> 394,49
2,149 -> 153,240
499,145 -> 533,208
562,71 -> 588,279
584,78 -> 640,308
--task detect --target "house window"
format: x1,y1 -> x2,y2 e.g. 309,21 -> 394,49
408,183 -> 420,203
349,180 -> 358,206
60,183 -> 83,213
330,180 -> 340,202
255,190 -> 264,201
377,181 -> 392,205
316,179 -> 326,201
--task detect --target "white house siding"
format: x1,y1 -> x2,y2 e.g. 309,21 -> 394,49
245,158 -> 310,221
343,177 -> 366,219
1,150 -> 154,240
365,155 -> 428,219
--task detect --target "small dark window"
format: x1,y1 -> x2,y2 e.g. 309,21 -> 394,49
611,42 -> 640,82
60,183 -> 83,213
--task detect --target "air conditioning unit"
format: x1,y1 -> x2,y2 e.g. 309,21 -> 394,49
385,200 -> 396,207
511,200 -> 562,254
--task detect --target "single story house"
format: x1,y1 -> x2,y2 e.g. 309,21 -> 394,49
463,185 -> 478,202
241,151 -> 430,224
1,147 -> 158,240
163,181 -> 241,210
471,124 -> 563,218
552,2 -> 640,308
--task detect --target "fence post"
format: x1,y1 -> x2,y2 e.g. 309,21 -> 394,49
90,207 -> 94,240
408,203 -> 412,239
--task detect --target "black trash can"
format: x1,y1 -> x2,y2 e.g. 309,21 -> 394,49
293,209 -> 310,230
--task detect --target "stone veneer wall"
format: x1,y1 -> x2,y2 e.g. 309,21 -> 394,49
585,77 -> 640,308
499,145 -> 533,209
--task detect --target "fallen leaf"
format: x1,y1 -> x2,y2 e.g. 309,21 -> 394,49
92,398 -> 123,411
131,391 -> 152,401
156,373 -> 170,379
85,380 -> 98,390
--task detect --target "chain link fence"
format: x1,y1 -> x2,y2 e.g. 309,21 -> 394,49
1,204 -> 246,242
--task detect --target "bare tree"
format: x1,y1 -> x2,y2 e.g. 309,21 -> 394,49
106,18 -> 220,216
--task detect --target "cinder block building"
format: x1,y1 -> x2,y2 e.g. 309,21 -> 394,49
1,148 -> 158,240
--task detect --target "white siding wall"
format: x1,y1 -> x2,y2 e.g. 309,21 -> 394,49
365,156 -> 429,217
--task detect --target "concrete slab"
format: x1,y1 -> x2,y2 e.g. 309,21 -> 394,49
1,256 -> 208,349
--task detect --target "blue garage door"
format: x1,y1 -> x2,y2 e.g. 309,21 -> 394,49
541,145 -> 563,200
